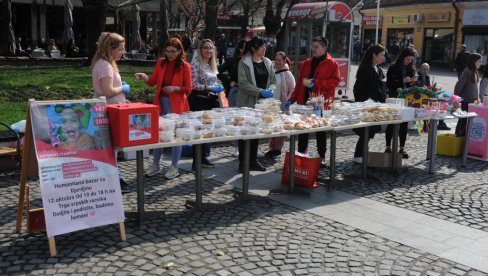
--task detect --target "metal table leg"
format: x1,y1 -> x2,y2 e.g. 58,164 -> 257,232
391,123 -> 400,174
362,127 -> 369,179
136,150 -> 144,223
428,121 -> 438,173
426,119 -> 435,160
328,131 -> 336,191
241,139 -> 251,200
461,117 -> 472,167
194,144 -> 203,206
126,150 -> 165,224
269,135 -> 309,196
288,135 -> 296,193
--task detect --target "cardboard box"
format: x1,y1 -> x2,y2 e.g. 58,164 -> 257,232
437,134 -> 464,157
367,152 -> 402,168
107,103 -> 159,147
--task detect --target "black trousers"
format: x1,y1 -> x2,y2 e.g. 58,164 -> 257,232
455,101 -> 471,136
298,131 -> 327,158
238,139 -> 259,165
385,122 -> 408,148
354,126 -> 379,158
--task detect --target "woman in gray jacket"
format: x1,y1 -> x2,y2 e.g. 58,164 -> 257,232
454,53 -> 482,136
237,37 -> 276,172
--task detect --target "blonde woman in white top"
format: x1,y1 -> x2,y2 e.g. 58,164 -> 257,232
265,51 -> 296,158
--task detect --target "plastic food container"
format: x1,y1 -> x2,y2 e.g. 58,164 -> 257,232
247,126 -> 259,135
193,130 -> 202,140
214,128 -> 227,137
202,130 -> 215,139
159,120 -> 176,132
188,119 -> 203,131
181,129 -> 195,141
159,131 -> 175,142
212,118 -> 226,128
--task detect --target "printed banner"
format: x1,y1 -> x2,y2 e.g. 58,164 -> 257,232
336,58 -> 349,89
30,100 -> 124,237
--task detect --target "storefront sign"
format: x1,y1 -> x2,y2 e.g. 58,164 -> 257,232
336,58 -> 349,89
425,13 -> 450,23
286,2 -> 352,21
464,9 -> 488,26
392,15 -> 410,24
362,16 -> 382,26
30,99 -> 125,237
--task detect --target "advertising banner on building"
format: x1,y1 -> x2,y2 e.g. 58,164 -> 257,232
29,99 -> 124,237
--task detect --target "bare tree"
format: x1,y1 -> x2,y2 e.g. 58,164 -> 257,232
275,0 -> 298,52
178,0 -> 205,32
81,0 -> 108,63
263,0 -> 286,36
204,0 -> 219,40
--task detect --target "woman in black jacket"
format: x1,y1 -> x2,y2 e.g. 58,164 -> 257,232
385,47 -> 417,158
352,44 -> 387,163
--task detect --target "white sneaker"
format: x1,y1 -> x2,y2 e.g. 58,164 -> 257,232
145,164 -> 160,177
257,152 -> 264,158
233,148 -> 239,157
354,157 -> 363,164
164,165 -> 179,180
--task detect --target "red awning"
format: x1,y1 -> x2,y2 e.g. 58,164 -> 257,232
286,1 -> 352,22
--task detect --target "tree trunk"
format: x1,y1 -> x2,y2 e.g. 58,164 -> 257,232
204,0 -> 218,40
0,0 -> 16,56
81,0 -> 108,64
160,0 -> 169,55
240,1 -> 250,38
275,0 -> 298,52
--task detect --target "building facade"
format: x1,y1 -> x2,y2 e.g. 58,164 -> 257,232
360,0 -> 488,67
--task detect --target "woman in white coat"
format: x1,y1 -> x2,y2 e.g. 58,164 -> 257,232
265,51 -> 295,158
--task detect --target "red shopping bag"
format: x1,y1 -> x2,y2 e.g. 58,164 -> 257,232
281,152 -> 321,188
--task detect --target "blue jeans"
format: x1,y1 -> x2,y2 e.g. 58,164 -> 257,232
153,97 -> 182,167
228,85 -> 239,107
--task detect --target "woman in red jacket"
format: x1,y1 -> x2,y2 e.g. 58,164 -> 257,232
287,36 -> 340,166
134,37 -> 192,179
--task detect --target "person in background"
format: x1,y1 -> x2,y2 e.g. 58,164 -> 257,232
286,36 -> 340,167
134,37 -> 192,179
216,33 -> 228,65
237,37 -> 277,172
219,38 -> 247,157
479,63 -> 488,102
189,39 -> 224,170
91,32 -> 130,193
265,51 -> 295,158
417,63 -> 450,130
455,44 -> 471,80
454,53 -> 482,136
47,38 -> 57,57
385,47 -> 417,159
66,39 -> 79,57
352,44 -> 387,164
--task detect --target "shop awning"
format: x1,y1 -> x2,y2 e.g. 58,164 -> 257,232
286,1 -> 352,22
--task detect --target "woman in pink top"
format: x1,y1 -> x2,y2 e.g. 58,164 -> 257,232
91,32 -> 130,194
91,32 -> 130,104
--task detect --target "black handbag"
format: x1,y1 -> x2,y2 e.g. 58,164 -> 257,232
188,90 -> 219,111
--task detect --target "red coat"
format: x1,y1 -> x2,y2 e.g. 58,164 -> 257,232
289,53 -> 340,105
146,58 -> 192,114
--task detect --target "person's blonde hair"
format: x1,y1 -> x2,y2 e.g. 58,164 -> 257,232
196,39 -> 218,74
91,32 -> 125,72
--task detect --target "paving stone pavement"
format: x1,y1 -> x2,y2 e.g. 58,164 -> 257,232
1,123 -> 488,275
